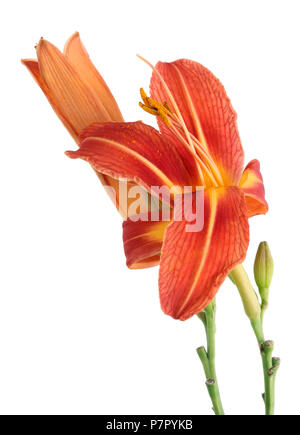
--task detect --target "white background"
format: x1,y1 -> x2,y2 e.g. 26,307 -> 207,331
1,0 -> 299,415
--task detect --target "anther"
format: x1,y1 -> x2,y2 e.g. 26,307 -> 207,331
138,102 -> 158,116
140,88 -> 150,105
139,89 -> 171,126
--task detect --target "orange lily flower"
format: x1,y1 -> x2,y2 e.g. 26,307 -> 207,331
67,59 -> 268,320
22,33 -> 139,218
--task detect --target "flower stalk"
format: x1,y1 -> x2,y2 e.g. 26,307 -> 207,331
251,321 -> 280,415
230,264 -> 279,415
197,300 -> 224,415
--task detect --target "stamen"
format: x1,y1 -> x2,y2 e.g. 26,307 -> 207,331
139,90 -> 220,186
137,55 -> 196,151
171,118 -> 224,186
140,88 -> 150,105
169,123 -> 219,187
137,55 -> 223,187
139,102 -> 158,116
139,88 -> 171,126
148,97 -> 169,115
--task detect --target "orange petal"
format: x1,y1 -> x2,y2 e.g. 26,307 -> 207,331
159,187 -> 249,320
123,211 -> 170,269
21,59 -> 78,140
36,38 -> 110,137
66,122 -> 201,194
63,33 -> 143,219
22,50 -> 137,219
64,32 -> 123,122
239,160 -> 268,218
150,60 -> 244,186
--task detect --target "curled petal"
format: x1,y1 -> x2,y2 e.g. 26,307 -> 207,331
239,160 -> 268,218
21,59 -> 78,139
123,211 -> 170,269
66,122 -> 202,194
22,44 -> 133,218
159,187 -> 249,320
150,59 -> 244,186
36,38 -> 110,137
64,32 -> 123,122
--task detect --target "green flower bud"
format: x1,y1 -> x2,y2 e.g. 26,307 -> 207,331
254,241 -> 274,292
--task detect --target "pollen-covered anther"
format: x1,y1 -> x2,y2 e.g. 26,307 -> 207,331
138,102 -> 158,116
140,88 -> 150,105
139,88 -> 171,126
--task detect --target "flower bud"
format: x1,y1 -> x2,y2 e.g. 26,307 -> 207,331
230,265 -> 261,321
254,242 -> 274,291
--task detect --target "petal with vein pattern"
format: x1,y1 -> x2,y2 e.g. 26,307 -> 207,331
22,45 -> 138,218
64,32 -> 123,122
159,187 -> 249,320
36,38 -> 110,137
123,211 -> 170,269
66,122 -> 201,195
150,59 -> 244,186
21,59 -> 78,140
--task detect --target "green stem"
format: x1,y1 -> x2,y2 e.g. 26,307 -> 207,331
230,265 -> 279,416
197,300 -> 224,415
251,320 -> 279,415
259,287 -> 270,323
